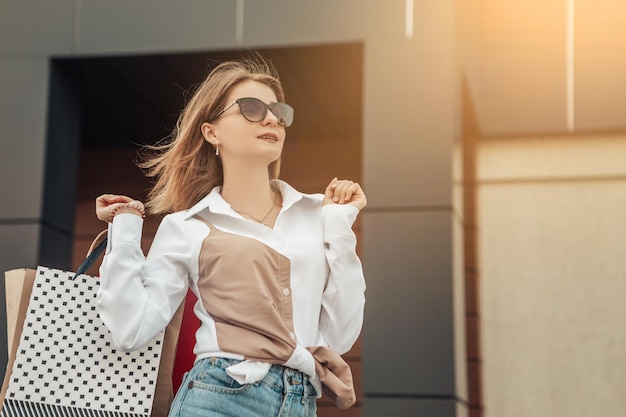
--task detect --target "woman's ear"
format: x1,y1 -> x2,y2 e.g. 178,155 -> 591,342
201,122 -> 218,145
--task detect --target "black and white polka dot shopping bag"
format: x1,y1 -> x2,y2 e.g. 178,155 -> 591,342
0,266 -> 165,417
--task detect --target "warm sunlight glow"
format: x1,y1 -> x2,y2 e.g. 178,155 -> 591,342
405,0 -> 414,39
566,0 -> 575,131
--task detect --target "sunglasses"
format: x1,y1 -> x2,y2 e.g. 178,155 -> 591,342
211,97 -> 294,128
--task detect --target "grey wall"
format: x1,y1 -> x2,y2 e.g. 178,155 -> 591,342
0,1 -> 466,415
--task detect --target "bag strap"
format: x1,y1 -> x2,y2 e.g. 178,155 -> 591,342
72,229 -> 108,280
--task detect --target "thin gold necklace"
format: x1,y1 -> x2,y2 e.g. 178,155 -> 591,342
232,190 -> 277,225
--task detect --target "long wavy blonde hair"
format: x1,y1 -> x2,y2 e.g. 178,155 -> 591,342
140,54 -> 285,215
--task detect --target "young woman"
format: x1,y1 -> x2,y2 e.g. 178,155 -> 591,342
94,54 -> 366,417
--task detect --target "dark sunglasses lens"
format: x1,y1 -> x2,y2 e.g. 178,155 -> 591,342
238,98 -> 294,127
271,103 -> 294,127
238,98 -> 267,122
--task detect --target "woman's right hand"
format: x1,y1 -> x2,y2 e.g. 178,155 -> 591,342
95,194 -> 134,223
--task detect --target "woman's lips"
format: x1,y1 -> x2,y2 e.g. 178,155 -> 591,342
258,133 -> 278,142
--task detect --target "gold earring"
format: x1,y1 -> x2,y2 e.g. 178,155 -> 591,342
215,140 -> 220,156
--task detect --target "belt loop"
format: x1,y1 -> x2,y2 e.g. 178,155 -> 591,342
283,369 -> 290,395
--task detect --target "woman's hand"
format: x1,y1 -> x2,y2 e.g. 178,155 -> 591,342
96,194 -> 144,223
323,177 -> 367,211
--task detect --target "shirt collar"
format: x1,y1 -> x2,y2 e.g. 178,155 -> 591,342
183,179 -> 322,220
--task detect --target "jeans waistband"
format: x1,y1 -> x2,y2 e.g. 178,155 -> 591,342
202,357 -> 316,396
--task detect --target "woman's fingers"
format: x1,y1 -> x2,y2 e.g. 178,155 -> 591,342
333,180 -> 354,203
95,194 -> 136,222
322,178 -> 367,210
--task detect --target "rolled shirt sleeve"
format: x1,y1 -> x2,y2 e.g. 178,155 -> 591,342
319,203 -> 366,354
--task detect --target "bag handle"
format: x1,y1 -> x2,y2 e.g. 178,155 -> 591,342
72,229 -> 108,280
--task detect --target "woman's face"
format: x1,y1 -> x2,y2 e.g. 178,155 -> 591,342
209,80 -> 287,166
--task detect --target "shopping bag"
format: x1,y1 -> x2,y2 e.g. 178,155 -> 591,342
1,264 -> 184,417
3,268 -> 35,366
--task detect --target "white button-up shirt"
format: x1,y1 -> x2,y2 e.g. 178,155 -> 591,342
96,180 -> 366,390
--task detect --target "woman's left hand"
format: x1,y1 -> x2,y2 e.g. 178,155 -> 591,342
323,177 -> 367,211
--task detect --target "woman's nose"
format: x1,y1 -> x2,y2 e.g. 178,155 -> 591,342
262,108 -> 280,126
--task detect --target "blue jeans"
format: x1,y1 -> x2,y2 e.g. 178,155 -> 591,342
168,357 -> 318,417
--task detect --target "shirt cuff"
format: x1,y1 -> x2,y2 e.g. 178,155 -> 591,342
321,204 -> 359,236
110,212 -> 143,248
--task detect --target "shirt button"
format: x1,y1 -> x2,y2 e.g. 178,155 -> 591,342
282,287 -> 291,296
290,332 -> 296,340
